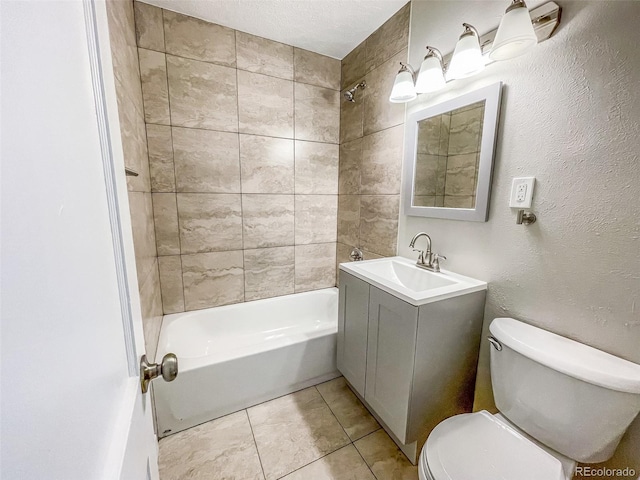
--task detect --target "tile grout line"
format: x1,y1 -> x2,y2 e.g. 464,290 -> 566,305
244,409 -> 268,480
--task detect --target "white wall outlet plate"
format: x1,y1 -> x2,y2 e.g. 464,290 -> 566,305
509,177 -> 535,208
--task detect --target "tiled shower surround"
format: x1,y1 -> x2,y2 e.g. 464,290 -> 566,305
133,3 -> 342,313
337,3 -> 410,267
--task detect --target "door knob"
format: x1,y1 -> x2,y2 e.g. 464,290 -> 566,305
140,353 -> 178,394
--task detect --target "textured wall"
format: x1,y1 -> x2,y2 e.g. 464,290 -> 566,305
337,2 -> 410,273
133,3 -> 341,313
401,2 -> 640,477
106,0 -> 163,360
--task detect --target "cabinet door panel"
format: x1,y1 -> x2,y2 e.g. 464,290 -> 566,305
337,272 -> 370,396
365,287 -> 418,443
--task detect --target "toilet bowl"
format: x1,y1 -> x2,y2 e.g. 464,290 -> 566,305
418,411 -> 574,480
418,317 -> 640,480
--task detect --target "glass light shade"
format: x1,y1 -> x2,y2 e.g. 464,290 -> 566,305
389,69 -> 417,103
447,33 -> 485,80
490,4 -> 537,60
415,56 -> 446,93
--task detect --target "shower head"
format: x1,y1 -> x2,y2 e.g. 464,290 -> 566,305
343,81 -> 367,103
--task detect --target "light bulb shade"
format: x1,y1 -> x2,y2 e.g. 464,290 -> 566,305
389,69 -> 417,103
415,56 -> 446,93
490,3 -> 537,60
447,32 -> 485,80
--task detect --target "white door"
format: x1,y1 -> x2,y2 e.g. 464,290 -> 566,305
1,1 -> 160,479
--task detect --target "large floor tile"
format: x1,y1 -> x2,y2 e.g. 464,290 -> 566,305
158,410 -> 264,480
247,387 -> 350,480
280,445 -> 375,480
316,377 -> 380,441
354,430 -> 418,480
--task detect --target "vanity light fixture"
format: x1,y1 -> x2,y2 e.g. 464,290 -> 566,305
447,23 -> 485,80
389,62 -> 417,103
490,0 -> 538,60
415,47 -> 446,94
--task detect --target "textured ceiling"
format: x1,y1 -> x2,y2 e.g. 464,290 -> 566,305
141,0 -> 409,59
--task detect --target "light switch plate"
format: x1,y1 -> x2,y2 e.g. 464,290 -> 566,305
509,177 -> 535,208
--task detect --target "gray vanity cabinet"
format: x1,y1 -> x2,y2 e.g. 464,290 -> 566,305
365,287 -> 418,443
337,269 -> 486,462
337,272 -> 370,397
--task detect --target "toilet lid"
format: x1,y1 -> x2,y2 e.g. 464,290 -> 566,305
426,411 -> 566,480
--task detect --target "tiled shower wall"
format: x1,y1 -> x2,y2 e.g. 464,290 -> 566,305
106,0 -> 163,359
337,3 -> 410,267
133,3 -> 341,313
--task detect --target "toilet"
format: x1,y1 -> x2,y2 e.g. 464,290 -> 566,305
418,317 -> 640,480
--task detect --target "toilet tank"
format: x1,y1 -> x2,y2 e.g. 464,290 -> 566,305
489,317 -> 640,463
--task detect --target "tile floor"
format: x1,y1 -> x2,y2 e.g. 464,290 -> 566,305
158,376 -> 419,480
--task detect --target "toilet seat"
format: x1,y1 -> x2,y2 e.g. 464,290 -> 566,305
423,411 -> 567,480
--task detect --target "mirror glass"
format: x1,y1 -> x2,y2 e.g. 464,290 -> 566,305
403,82 -> 502,222
414,100 -> 485,209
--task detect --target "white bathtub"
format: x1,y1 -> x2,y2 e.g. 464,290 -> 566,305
153,288 -> 340,437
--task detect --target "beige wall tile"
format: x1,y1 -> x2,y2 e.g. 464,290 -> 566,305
163,10 -> 236,66
152,193 -> 180,255
448,106 -> 484,155
295,141 -> 339,194
116,87 -> 150,192
354,429 -> 418,480
158,255 -> 185,314
363,49 -> 407,136
146,124 -> 175,192
359,195 -> 399,257
295,243 -> 337,292
339,138 -> 362,195
244,246 -> 295,301
443,195 -> 475,208
340,84 -> 364,143
238,70 -> 294,138
417,115 -> 445,156
236,31 -> 293,80
365,3 -> 410,73
445,153 -> 477,196
316,377 -> 380,441
281,445 -> 375,480
360,125 -> 404,195
337,195 -> 360,246
242,194 -> 294,249
158,411 -> 262,479
181,251 -> 244,310
413,195 -> 436,207
172,127 -> 240,193
336,242 -> 354,283
138,48 -> 170,125
295,195 -> 338,244
293,48 -> 340,90
167,55 -> 238,131
414,154 -> 439,196
134,2 -> 164,52
177,193 -> 242,253
295,83 -> 340,143
139,260 -> 163,361
240,135 -> 294,194
128,191 -> 157,290
341,41 -> 366,90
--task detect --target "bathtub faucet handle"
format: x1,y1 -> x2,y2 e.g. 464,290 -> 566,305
140,353 -> 178,394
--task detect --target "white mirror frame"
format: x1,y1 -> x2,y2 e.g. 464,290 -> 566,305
403,82 -> 502,222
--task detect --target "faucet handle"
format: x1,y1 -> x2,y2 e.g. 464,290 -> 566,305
412,248 -> 425,264
431,253 -> 446,271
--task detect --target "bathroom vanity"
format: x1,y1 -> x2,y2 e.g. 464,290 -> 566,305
337,257 -> 487,463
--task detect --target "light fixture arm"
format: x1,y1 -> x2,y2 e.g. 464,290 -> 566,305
424,46 -> 444,63
399,62 -> 416,80
506,0 -> 528,13
461,22 -> 480,39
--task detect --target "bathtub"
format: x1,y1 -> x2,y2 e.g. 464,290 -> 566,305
153,288 -> 340,437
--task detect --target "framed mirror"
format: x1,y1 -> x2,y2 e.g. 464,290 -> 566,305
403,82 -> 502,221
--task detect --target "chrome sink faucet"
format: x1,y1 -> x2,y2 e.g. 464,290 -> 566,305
409,232 -> 446,272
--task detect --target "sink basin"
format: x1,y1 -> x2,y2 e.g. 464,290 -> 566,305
339,256 -> 486,306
